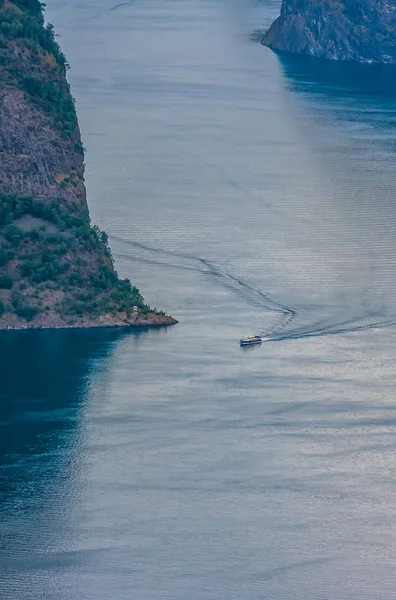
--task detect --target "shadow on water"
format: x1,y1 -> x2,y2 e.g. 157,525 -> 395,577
276,52 -> 396,100
264,52 -> 396,341
0,326 -> 169,590
0,328 -> 136,504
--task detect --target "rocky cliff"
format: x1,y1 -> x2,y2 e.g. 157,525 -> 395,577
0,0 -> 176,329
262,0 -> 396,64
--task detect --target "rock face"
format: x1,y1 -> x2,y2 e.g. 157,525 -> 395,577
262,0 -> 396,64
0,0 -> 176,329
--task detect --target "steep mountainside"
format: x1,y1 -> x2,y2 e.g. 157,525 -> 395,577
262,0 -> 396,64
0,0 -> 176,329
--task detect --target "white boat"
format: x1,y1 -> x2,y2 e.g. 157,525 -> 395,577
240,335 -> 271,346
240,335 -> 262,346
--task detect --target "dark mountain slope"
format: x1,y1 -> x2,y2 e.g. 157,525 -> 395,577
0,0 -> 176,329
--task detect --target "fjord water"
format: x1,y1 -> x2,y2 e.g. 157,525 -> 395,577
2,0 -> 396,597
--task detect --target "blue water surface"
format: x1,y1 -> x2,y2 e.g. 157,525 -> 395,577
2,0 -> 396,598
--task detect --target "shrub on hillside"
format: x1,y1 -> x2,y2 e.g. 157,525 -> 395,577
0,275 -> 13,289
15,303 -> 39,320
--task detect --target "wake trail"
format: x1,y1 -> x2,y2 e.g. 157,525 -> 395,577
114,236 -> 297,335
114,236 -> 394,342
271,318 -> 396,342
109,0 -> 138,11
272,309 -> 386,339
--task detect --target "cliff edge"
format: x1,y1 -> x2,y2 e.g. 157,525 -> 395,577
0,0 -> 176,329
262,0 -> 396,64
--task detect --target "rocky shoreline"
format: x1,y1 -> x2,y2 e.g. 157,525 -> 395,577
262,0 -> 396,64
0,311 -> 177,331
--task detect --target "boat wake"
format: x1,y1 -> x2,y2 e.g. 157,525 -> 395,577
114,236 -> 395,343
115,237 -> 297,321
270,315 -> 396,342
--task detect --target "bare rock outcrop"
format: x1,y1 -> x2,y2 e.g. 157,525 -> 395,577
262,0 -> 396,64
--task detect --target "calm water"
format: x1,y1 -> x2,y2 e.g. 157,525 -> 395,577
2,1 -> 396,598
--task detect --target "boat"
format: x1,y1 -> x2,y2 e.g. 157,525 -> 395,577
240,335 -> 263,346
